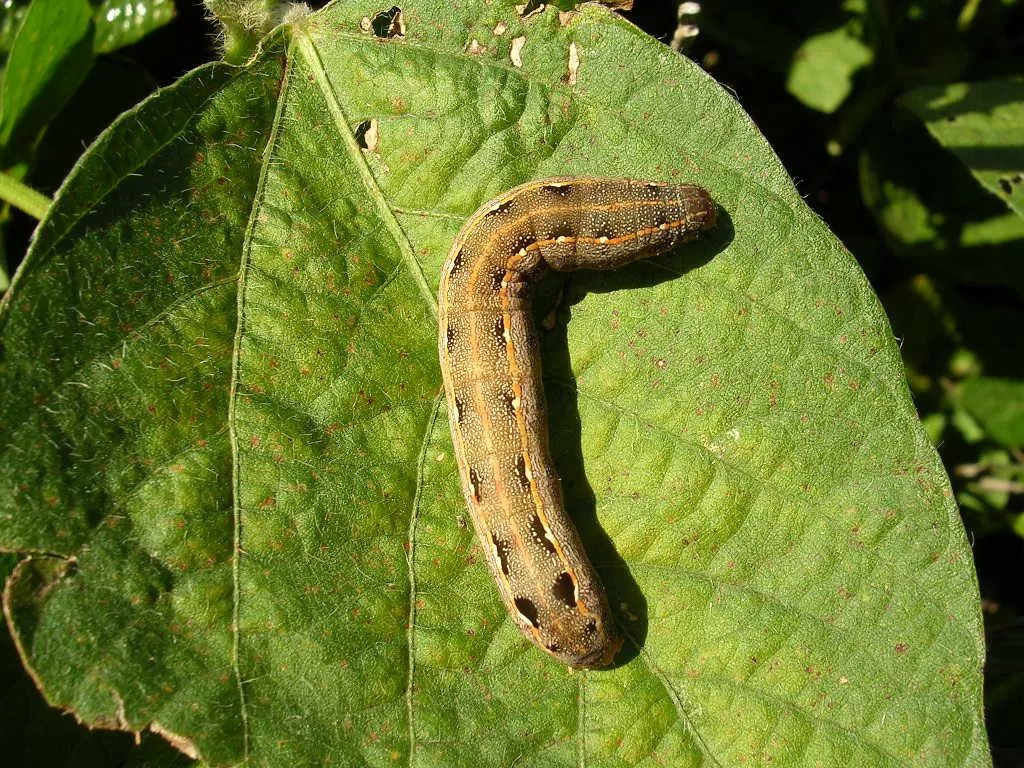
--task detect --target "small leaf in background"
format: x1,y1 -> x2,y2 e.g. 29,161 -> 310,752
787,24 -> 873,113
0,0 -> 93,159
860,108 -> 1024,297
903,78 -> 1024,218
953,445 -> 1024,545
0,0 -> 175,293
959,378 -> 1024,450
0,0 -> 31,62
93,0 -> 177,54
0,0 -> 176,167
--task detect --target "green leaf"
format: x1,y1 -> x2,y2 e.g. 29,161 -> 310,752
0,0 -> 31,60
860,107 -> 1024,296
0,0 -> 174,168
1,593 -> 195,767
903,78 -> 1024,218
0,1 -> 989,765
0,0 -> 174,62
0,0 -> 94,154
959,378 -> 1024,449
787,25 -> 873,113
93,0 -> 177,54
697,0 -> 850,75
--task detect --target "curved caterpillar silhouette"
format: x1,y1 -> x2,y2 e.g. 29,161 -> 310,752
437,176 -> 716,668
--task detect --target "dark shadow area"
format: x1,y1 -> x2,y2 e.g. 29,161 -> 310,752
938,145 -> 1024,175
537,212 -> 732,666
577,205 -> 736,298
542,305 -> 647,667
975,533 -> 1024,764
885,278 -> 1024,387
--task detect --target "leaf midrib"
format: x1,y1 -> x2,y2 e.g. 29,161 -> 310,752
297,28 -> 437,317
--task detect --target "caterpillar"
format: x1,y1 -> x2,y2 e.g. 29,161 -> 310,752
437,176 -> 716,668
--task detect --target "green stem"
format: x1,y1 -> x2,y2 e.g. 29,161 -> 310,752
0,172 -> 51,219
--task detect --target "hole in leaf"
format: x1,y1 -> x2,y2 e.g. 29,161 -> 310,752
353,119 -> 378,151
371,6 -> 405,38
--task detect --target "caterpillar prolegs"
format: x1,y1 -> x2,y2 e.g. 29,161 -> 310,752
437,177 -> 716,668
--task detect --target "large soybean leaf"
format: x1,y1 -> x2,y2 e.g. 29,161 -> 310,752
0,1 -> 989,766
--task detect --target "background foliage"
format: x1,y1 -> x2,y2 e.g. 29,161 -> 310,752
0,0 -> 1019,765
